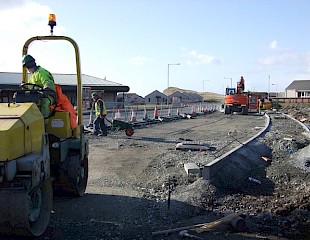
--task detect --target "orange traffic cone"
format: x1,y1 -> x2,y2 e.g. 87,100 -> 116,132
130,107 -> 136,122
154,105 -> 159,119
114,108 -> 121,120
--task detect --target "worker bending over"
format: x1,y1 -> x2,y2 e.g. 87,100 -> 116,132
92,92 -> 107,136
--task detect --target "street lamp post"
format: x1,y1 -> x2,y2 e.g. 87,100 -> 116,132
224,77 -> 233,88
167,63 -> 180,104
268,75 -> 270,100
203,80 -> 210,93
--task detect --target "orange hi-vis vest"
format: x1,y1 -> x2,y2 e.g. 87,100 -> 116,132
50,84 -> 77,129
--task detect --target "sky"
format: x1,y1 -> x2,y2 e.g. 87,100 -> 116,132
1,0 -> 310,97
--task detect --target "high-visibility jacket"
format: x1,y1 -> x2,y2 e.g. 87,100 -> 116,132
28,66 -> 56,91
50,84 -> 77,129
95,98 -> 107,117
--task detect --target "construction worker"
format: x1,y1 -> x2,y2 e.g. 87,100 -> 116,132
22,54 -> 55,122
258,98 -> 264,114
92,92 -> 107,136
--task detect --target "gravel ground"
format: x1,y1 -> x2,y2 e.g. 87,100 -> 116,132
14,110 -> 310,240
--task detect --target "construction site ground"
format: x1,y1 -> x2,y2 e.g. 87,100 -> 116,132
10,108 -> 310,240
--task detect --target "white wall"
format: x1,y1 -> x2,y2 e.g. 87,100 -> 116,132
286,89 -> 296,98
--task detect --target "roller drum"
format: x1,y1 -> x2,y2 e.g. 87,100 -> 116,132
0,179 -> 52,236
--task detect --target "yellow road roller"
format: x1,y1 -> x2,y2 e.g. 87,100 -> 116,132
0,14 -> 88,236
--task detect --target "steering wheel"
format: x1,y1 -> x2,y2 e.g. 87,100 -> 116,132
20,82 -> 43,90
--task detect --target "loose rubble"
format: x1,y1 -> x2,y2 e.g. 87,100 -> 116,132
142,111 -> 310,239
30,110 -> 310,240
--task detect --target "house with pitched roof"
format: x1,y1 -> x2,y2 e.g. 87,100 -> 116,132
169,91 -> 190,104
182,92 -> 203,102
144,90 -> 167,105
285,80 -> 310,98
117,92 -> 144,105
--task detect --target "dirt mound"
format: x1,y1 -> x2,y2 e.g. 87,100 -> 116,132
33,111 -> 310,240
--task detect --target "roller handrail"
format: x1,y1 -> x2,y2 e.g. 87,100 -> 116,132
22,35 -> 82,126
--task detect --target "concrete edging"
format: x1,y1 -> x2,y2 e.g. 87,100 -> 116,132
283,113 -> 310,133
202,113 -> 271,180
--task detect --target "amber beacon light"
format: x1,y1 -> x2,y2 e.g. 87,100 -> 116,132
48,14 -> 57,35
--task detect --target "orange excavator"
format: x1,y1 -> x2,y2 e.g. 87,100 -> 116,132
224,76 -> 249,114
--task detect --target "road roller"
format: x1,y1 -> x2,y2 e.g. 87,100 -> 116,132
0,14 -> 89,236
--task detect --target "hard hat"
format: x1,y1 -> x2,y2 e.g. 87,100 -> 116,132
92,92 -> 98,98
22,54 -> 35,67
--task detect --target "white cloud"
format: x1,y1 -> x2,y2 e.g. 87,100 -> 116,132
0,0 -> 27,10
182,48 -> 222,66
259,41 -> 298,67
129,56 -> 152,66
189,50 -> 198,56
258,49 -> 310,77
0,1 -> 53,35
197,54 -> 219,64
266,40 -> 290,52
259,53 -> 294,66
269,40 -> 278,50
0,1 -> 66,72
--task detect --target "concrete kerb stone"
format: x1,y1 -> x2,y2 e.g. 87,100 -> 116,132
184,163 -> 201,175
283,113 -> 310,133
202,113 -> 271,181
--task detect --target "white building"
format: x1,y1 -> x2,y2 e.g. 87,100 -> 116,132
285,80 -> 310,97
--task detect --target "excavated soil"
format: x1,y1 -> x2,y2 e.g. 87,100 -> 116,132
49,111 -> 309,240
4,109 -> 309,240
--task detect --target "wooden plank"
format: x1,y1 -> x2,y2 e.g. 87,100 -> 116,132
195,212 -> 244,233
152,212 -> 244,235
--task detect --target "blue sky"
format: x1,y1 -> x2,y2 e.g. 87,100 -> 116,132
1,0 -> 310,97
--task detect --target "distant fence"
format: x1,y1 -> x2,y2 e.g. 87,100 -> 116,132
102,102 -> 203,110
273,97 -> 310,104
